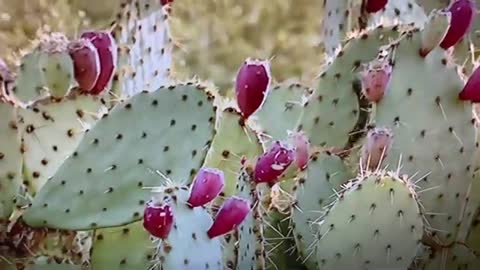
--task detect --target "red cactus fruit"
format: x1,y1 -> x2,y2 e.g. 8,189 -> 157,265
440,0 -> 476,50
160,0 -> 174,5
288,131 -> 310,171
80,31 -> 117,95
187,167 -> 225,208
365,0 -> 388,13
360,59 -> 393,103
361,128 -> 393,171
207,196 -> 250,239
459,64 -> 480,102
143,200 -> 174,239
68,38 -> 101,92
254,141 -> 295,185
235,58 -> 271,120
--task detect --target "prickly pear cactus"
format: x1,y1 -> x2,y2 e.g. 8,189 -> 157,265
253,83 -> 311,146
298,26 -> 401,149
0,100 -> 22,220
112,0 -> 173,97
90,222 -> 155,269
313,172 -> 424,270
291,151 -> 353,269
231,165 -> 265,270
22,83 -> 217,230
372,30 -> 477,244
321,0 -> 353,56
17,95 -> 105,193
13,32 -> 75,104
149,185 -> 224,270
203,107 -> 262,197
367,0 -> 427,28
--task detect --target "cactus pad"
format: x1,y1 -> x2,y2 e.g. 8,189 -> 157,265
0,101 -> 22,220
418,243 -> 480,269
367,0 -> 427,28
13,52 -> 48,104
321,0 -> 352,56
17,95 -> 105,193
313,173 -> 424,270
298,26 -> 401,148
203,107 -> 262,197
291,151 -> 352,268
91,222 -> 155,269
112,0 -> 173,97
254,84 -> 311,146
151,185 -> 223,270
22,83 -> 217,230
373,30 -> 476,244
233,166 -> 265,270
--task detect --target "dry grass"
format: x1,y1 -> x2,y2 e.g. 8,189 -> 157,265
0,0 -> 326,95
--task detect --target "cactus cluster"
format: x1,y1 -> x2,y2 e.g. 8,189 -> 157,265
2,0 -> 480,269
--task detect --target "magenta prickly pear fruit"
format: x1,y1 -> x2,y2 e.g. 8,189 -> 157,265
361,127 -> 393,171
360,59 -> 393,103
80,30 -> 117,95
459,64 -> 480,102
143,200 -> 174,239
187,167 -> 225,208
68,38 -> 101,92
440,0 -> 476,50
235,58 -> 271,120
207,196 -> 250,239
253,140 -> 295,185
160,0 -> 174,5
365,0 -> 388,13
288,131 -> 310,171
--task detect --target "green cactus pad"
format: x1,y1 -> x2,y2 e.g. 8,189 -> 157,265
23,83 -> 217,230
152,185 -> 223,270
372,30 -> 476,244
367,0 -> 427,28
290,151 -> 352,269
234,166 -> 265,270
418,243 -> 480,270
0,101 -> 22,220
298,26 -> 401,148
17,95 -> 105,193
112,0 -> 173,97
222,165 -> 265,270
253,83 -> 311,147
91,222 -> 155,269
314,173 -> 423,270
13,51 -> 48,104
37,50 -> 75,98
203,107 -> 262,197
321,0 -> 352,56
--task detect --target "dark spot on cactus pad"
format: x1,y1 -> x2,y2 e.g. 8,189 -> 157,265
116,134 -> 123,140
137,181 -> 143,187
170,119 -> 176,126
79,190 -> 84,195
166,169 -> 172,175
191,125 -> 197,131
138,159 -> 143,164
102,207 -> 107,212
41,158 -> 48,165
26,124 -> 35,133
221,150 -> 230,158
32,171 -> 40,178
65,208 -> 70,213
152,100 -> 158,106
120,258 -> 127,265
96,234 -> 103,240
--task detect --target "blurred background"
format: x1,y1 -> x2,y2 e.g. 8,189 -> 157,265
0,0 -> 326,94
